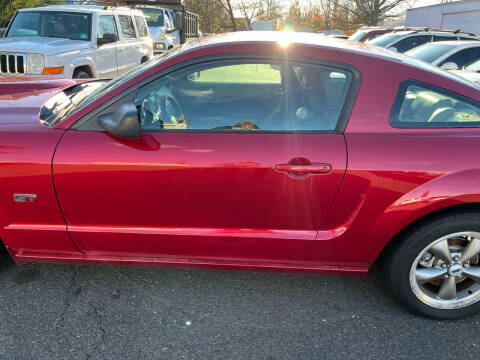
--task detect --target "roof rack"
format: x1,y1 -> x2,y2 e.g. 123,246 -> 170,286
49,1 -> 122,9
393,27 -> 429,32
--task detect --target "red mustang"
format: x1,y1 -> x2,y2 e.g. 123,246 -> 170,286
2,32 -> 480,319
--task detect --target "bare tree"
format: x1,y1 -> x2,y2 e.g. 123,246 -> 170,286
218,0 -> 238,31
340,0 -> 414,26
237,0 -> 261,30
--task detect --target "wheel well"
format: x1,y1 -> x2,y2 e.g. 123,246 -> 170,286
168,45 -> 173,49
73,65 -> 93,77
376,203 -> 480,264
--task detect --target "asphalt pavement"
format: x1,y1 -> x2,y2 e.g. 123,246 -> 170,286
0,255 -> 479,360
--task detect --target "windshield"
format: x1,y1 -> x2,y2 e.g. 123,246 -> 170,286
7,11 -> 92,41
369,33 -> 402,47
405,43 -> 456,63
77,46 -> 182,110
140,8 -> 164,27
348,30 -> 367,41
40,80 -> 106,127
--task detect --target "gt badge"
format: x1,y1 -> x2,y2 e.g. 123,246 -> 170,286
13,194 -> 37,203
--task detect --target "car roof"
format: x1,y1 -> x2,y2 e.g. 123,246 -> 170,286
19,5 -> 142,14
420,40 -> 480,46
184,31 -> 405,61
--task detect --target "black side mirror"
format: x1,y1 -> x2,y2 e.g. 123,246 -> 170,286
97,33 -> 117,46
174,12 -> 182,30
98,102 -> 140,138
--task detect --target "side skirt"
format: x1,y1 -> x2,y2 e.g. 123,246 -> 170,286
11,250 -> 368,276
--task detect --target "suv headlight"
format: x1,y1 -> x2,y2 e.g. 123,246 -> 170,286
27,54 -> 45,74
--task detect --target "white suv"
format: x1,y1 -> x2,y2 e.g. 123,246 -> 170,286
369,28 -> 480,53
0,5 -> 153,78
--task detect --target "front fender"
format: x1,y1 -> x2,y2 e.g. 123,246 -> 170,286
63,56 -> 98,78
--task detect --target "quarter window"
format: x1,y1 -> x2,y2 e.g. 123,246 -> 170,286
134,15 -> 148,38
135,60 -> 353,132
118,15 -> 136,39
390,80 -> 480,128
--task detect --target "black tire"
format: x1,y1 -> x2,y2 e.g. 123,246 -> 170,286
73,69 -> 91,79
382,210 -> 480,320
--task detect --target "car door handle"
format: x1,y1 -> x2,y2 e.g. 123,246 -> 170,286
275,163 -> 332,174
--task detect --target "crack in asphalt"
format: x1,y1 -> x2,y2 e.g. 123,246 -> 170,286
84,302 -> 107,360
55,266 -> 81,347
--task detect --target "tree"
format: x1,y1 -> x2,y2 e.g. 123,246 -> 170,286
185,0 -> 231,34
218,0 -> 237,31
236,0 -> 260,30
0,0 -> 57,25
340,0 -> 414,26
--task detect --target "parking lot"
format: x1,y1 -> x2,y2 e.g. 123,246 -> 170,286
0,256 -> 479,360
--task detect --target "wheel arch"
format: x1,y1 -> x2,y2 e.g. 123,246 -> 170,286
376,202 -> 480,264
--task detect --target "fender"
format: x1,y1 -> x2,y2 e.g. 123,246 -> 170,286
64,56 -> 98,78
368,169 -> 480,260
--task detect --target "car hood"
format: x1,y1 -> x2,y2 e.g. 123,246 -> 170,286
0,36 -> 93,55
149,26 -> 168,41
450,70 -> 480,85
0,77 -> 83,126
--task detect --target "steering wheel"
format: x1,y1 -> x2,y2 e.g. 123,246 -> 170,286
140,87 -> 186,130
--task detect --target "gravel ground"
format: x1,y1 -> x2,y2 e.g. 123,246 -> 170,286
0,256 -> 479,360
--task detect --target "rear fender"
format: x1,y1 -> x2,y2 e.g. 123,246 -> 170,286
370,169 -> 480,259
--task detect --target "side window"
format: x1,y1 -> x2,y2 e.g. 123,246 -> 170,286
134,60 -> 353,132
98,15 -> 117,38
433,35 -> 453,42
134,15 -> 148,37
365,33 -> 383,41
118,15 -> 136,39
440,47 -> 480,68
164,13 -> 173,30
390,80 -> 480,128
394,35 -> 431,52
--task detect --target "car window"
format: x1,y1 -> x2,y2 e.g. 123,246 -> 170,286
118,15 -> 136,39
164,13 -> 173,30
134,60 -> 353,132
432,35 -> 454,42
98,15 -> 117,38
392,35 -> 431,53
405,43 -> 456,63
390,80 -> 480,128
7,11 -> 91,40
140,7 -> 164,27
365,33 -> 383,42
348,30 -> 367,41
369,33 -> 403,47
465,58 -> 480,71
134,15 -> 148,37
440,47 -> 480,68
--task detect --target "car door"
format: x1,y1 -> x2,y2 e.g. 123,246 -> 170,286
95,14 -> 119,79
115,14 -> 139,74
53,58 -> 353,263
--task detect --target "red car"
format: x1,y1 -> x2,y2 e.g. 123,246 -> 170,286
1,32 -> 480,320
348,27 -> 393,42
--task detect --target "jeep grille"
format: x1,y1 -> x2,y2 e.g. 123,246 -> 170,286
0,53 -> 26,75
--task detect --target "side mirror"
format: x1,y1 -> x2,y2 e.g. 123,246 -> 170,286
98,102 -> 140,138
441,62 -> 459,71
174,12 -> 182,30
97,33 -> 117,46
388,46 -> 398,52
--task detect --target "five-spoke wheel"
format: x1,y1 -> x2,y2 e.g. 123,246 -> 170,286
382,211 -> 480,319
